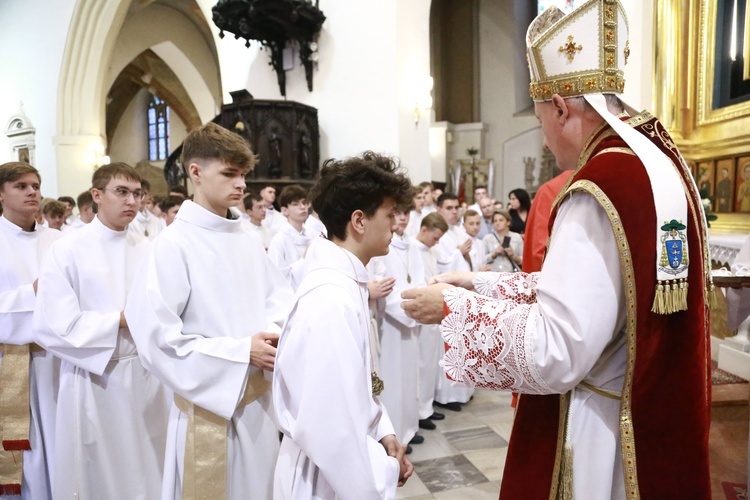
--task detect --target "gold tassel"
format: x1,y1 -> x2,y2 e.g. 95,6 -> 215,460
677,279 -> 688,312
707,281 -> 718,309
652,283 -> 665,314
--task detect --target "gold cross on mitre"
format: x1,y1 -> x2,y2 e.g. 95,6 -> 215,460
559,35 -> 583,62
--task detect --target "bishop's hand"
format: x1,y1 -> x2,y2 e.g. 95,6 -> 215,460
430,271 -> 478,290
401,283 -> 453,324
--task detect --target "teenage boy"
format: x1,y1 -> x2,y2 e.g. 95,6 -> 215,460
413,212 -> 449,429
419,181 -> 436,214
404,186 -> 425,238
435,193 -> 471,273
158,194 -> 184,227
57,195 -> 76,228
41,199 -> 66,230
128,179 -> 163,239
34,163 -> 169,499
274,152 -> 414,499
67,190 -> 95,229
267,184 -> 311,289
0,162 -> 62,498
243,191 -> 273,250
462,209 -> 489,272
260,184 -> 285,232
375,200 -> 426,451
125,122 -> 292,499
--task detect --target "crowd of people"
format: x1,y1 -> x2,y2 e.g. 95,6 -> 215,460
0,119 -> 535,499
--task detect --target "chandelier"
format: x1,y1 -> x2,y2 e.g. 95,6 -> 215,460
212,0 -> 326,97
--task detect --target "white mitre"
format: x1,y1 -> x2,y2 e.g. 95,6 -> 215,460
526,0 -> 629,102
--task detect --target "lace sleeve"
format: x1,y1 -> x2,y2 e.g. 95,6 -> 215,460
439,287 -> 553,395
472,272 -> 540,303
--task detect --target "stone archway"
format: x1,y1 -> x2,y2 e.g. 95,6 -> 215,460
54,0 -> 222,196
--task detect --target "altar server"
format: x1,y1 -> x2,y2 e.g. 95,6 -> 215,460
375,201 -> 426,447
267,184 -> 311,289
126,122 -> 292,499
0,162 -> 62,499
34,163 -> 169,499
274,152 -> 413,499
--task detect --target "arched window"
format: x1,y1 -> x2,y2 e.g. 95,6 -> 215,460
148,95 -> 169,161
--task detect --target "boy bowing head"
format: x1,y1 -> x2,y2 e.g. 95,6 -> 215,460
274,151 -> 415,499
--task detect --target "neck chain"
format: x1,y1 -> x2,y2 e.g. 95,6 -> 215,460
342,249 -> 385,397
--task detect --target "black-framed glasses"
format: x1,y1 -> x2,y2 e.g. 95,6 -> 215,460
104,188 -> 146,201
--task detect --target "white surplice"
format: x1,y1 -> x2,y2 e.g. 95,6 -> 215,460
435,224 -> 471,274
243,220 -> 274,250
433,224 -> 474,404
468,234 -> 487,271
303,214 -> 327,239
376,234 -> 425,444
267,220 -> 311,290
33,216 -> 169,500
128,209 -> 164,239
273,237 -> 400,500
441,193 -> 628,499
404,210 -> 423,239
0,217 -> 62,500
263,207 -> 287,232
125,200 -> 293,500
413,239 -> 442,420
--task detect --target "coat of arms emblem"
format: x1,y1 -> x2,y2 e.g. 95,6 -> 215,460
658,219 -> 689,275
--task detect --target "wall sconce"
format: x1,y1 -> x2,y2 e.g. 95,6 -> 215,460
84,142 -> 109,170
414,76 -> 434,128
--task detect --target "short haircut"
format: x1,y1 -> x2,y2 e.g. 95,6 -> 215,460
0,162 -> 40,187
421,212 -> 449,232
508,188 -> 531,212
436,192 -> 459,207
474,185 -> 487,192
140,179 -> 151,192
58,195 -> 75,207
279,185 -> 307,208
181,122 -> 256,173
77,191 -> 93,209
169,184 -> 189,198
92,163 -> 141,190
492,209 -> 511,222
243,192 -> 264,211
42,199 -> 66,217
418,181 -> 434,190
311,151 -> 413,241
463,209 -> 480,219
159,195 -> 184,213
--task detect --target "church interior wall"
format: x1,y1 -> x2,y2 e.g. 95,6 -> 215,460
0,0 -> 77,196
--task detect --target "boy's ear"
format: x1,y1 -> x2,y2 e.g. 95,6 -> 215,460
281,206 -> 289,217
188,162 -> 202,183
350,209 -> 366,236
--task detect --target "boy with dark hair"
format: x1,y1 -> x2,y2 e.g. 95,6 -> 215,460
267,184 -> 311,289
57,195 -> 76,228
125,122 -> 292,499
158,195 -> 184,227
0,162 -> 62,498
34,162 -> 169,499
70,190 -> 95,228
168,184 -> 189,199
418,181 -> 436,214
274,151 -> 413,499
243,191 -> 273,249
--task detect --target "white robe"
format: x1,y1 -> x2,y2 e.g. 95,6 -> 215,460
376,235 -> 425,444
125,200 -> 293,500
303,215 -> 327,239
433,224 -> 474,404
128,209 -> 164,239
273,237 -> 400,499
263,208 -> 287,232
414,240 -> 442,420
267,220 -> 311,290
404,210 -> 423,239
33,216 -> 169,500
435,224 -> 471,274
441,193 -> 628,499
468,234 -> 487,271
0,217 -> 61,500
244,220 -> 274,250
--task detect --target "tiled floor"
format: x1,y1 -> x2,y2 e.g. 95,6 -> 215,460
397,390 -> 514,499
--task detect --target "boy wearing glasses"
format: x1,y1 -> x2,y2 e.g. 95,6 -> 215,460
267,184 -> 311,289
33,162 -> 169,499
125,123 -> 292,499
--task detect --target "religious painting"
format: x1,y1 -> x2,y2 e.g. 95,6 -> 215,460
17,147 -> 30,164
714,158 -> 735,213
735,156 -> 750,213
696,161 -> 714,197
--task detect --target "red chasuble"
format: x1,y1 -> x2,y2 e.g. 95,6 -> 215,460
496,113 -> 712,499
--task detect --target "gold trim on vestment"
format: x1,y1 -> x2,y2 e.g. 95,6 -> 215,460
579,381 -> 621,400
549,392 -> 569,500
174,369 -> 270,500
563,180 -> 640,499
0,450 -> 22,495
0,344 -> 31,451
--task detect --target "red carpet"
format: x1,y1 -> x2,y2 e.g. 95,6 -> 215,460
722,481 -> 748,500
713,361 -> 749,386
